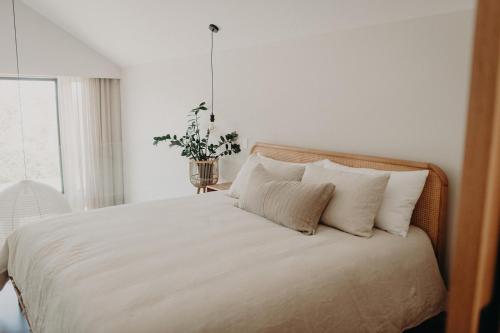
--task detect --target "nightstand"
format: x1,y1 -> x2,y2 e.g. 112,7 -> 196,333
206,182 -> 232,192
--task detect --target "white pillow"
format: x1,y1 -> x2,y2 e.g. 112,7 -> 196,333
316,160 -> 429,237
228,154 -> 305,199
302,164 -> 390,237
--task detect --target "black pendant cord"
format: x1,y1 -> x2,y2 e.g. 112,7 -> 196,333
11,0 -> 27,179
210,29 -> 215,123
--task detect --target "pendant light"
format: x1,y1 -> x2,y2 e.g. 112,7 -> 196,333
0,0 -> 71,245
208,24 -> 219,131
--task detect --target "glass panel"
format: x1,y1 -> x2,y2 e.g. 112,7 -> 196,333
0,79 -> 62,192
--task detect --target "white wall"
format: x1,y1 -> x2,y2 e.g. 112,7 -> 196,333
121,10 -> 474,260
0,0 -> 120,78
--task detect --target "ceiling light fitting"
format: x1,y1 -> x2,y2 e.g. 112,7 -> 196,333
209,24 -> 219,126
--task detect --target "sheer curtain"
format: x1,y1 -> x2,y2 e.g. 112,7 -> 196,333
57,77 -> 124,211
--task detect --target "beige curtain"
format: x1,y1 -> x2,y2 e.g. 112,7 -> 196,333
57,77 -> 124,211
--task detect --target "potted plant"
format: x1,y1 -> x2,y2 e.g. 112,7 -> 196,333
153,102 -> 241,193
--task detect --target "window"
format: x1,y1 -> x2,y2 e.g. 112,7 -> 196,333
0,78 -> 62,192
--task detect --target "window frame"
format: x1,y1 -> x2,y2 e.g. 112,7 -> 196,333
0,76 -> 64,193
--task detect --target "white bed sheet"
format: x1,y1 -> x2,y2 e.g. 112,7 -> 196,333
0,191 -> 446,333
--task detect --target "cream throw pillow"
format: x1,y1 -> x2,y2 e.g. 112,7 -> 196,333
228,153 -> 305,199
302,164 -> 390,237
238,164 -> 335,235
315,160 -> 428,237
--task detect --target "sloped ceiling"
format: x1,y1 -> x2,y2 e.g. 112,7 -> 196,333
1,0 -> 120,77
21,0 -> 475,67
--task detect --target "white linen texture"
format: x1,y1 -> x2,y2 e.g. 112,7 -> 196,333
315,159 -> 428,237
0,192 -> 446,333
302,164 -> 390,237
228,153 -> 305,199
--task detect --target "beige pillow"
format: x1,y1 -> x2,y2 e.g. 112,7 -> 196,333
238,164 -> 335,235
315,159 -> 428,237
302,164 -> 390,237
228,154 -> 305,199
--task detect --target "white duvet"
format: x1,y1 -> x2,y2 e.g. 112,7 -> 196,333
0,191 -> 446,333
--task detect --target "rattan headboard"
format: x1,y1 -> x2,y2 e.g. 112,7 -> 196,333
251,143 -> 448,270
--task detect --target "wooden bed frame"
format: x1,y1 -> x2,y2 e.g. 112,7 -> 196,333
251,143 -> 449,272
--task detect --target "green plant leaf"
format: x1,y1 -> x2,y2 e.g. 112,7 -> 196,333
153,104 -> 241,160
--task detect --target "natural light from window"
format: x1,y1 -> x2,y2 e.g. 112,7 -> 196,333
0,78 -> 62,192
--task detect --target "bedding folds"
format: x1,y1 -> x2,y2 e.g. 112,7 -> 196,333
0,192 -> 446,333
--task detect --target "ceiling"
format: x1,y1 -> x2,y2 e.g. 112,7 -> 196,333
20,0 -> 475,68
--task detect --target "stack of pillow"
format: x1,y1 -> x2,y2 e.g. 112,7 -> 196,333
228,153 -> 428,237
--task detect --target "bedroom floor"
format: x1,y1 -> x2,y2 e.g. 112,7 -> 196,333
406,313 -> 445,333
0,282 -> 29,333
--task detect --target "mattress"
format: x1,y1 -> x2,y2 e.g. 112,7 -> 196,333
0,191 -> 446,333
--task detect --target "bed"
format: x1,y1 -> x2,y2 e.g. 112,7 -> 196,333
0,143 -> 448,333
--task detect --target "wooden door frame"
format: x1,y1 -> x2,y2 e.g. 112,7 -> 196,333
446,0 -> 500,332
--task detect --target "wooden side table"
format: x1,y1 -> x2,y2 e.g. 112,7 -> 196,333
206,182 -> 232,192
